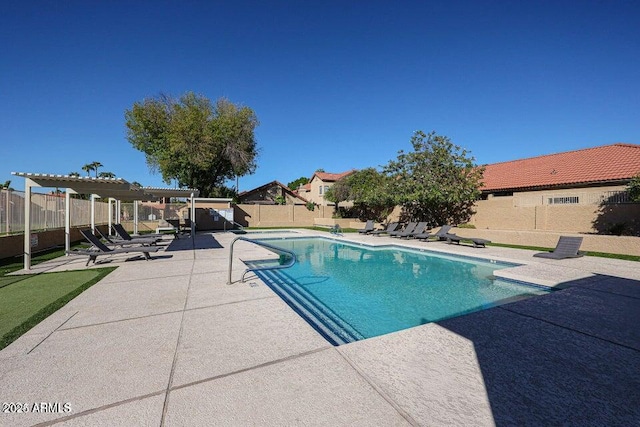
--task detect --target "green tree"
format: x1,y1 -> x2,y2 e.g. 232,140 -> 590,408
98,171 -> 116,179
68,172 -> 80,177
1,180 -> 13,191
287,177 -> 309,190
325,168 -> 395,222
384,131 -> 484,226
628,174 -> 640,202
90,161 -> 103,178
125,92 -> 259,197
81,163 -> 93,176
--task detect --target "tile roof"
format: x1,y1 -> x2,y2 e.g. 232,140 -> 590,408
238,180 -> 309,203
311,170 -> 356,182
481,144 -> 640,192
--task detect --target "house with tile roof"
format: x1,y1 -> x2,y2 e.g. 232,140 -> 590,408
295,170 -> 356,206
472,143 -> 640,233
482,144 -> 640,199
238,180 -> 309,205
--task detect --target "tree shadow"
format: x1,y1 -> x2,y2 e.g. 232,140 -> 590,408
592,194 -> 640,235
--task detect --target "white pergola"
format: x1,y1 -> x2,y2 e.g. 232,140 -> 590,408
12,172 -> 199,270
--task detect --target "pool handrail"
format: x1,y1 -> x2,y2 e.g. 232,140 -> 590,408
227,236 -> 297,284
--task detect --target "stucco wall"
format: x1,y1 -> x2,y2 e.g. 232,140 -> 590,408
234,204 -> 335,227
470,198 -> 640,234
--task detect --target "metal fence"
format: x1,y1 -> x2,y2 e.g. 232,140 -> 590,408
0,189 -> 110,235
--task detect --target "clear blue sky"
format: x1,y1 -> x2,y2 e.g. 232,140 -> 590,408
2,1 -> 639,193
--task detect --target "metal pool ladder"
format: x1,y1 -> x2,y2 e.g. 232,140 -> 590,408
227,236 -> 297,284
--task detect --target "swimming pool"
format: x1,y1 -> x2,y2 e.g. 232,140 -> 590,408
249,237 -> 551,345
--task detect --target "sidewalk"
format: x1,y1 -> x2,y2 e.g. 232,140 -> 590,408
1,231 -> 638,426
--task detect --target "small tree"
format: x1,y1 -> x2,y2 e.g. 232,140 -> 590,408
81,163 -> 94,176
98,171 -> 116,178
90,161 -> 103,177
325,168 -> 395,222
628,174 -> 640,202
287,177 -> 309,190
384,131 -> 484,226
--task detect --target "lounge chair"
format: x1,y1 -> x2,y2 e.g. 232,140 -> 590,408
397,222 -> 429,239
415,225 -> 452,241
112,224 -> 164,245
95,227 -> 151,247
445,234 -> 491,248
389,222 -> 417,238
357,220 -> 375,234
68,229 -> 161,266
370,222 -> 399,237
533,236 -> 584,259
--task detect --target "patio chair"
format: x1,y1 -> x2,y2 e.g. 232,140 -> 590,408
370,222 -> 399,237
389,222 -> 417,238
415,225 -> 453,241
397,222 -> 429,239
357,220 -> 376,234
94,227 -> 151,247
68,229 -> 161,266
533,236 -> 584,259
112,223 -> 164,245
445,234 -> 491,248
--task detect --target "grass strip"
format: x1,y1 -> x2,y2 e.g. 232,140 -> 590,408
0,267 -> 116,350
488,242 -> 640,262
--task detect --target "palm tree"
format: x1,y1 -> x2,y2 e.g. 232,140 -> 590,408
1,180 -> 12,190
68,171 -> 80,177
98,171 -> 116,179
90,161 -> 103,178
82,164 -> 93,176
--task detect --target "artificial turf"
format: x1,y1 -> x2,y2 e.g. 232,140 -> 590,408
0,250 -> 116,350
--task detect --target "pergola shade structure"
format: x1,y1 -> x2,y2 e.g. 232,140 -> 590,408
12,172 -> 198,270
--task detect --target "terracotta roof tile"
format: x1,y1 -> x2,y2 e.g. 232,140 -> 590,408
312,170 -> 356,182
482,144 -> 640,192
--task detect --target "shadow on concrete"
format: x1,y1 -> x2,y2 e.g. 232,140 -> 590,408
164,233 -> 224,252
437,274 -> 640,426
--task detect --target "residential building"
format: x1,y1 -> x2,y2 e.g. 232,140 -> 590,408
237,180 -> 309,205
472,143 -> 640,233
296,170 -> 355,206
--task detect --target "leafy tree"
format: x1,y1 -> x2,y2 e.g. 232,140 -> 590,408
81,163 -> 93,176
274,195 -> 286,205
1,180 -> 13,191
628,174 -> 640,202
68,172 -> 80,177
125,92 -> 259,197
325,168 -> 395,222
98,171 -> 116,178
90,161 -> 103,177
384,131 -> 484,226
287,176 -> 309,190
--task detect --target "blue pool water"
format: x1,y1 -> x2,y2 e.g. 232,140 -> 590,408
249,237 -> 551,345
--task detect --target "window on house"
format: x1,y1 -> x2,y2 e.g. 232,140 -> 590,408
324,185 -> 329,193
318,185 -> 323,195
547,196 -> 579,205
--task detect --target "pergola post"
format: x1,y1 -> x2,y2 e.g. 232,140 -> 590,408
133,200 -> 139,234
90,194 -> 96,234
23,178 -> 33,270
190,193 -> 195,240
108,197 -> 113,236
65,190 -> 72,255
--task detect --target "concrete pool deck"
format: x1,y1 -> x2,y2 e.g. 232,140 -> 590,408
1,230 -> 639,426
